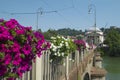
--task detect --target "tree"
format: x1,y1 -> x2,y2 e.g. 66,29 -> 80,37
56,28 -> 83,36
42,29 -> 58,40
104,28 -> 120,56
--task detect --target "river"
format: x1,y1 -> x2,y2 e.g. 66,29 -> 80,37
103,56 -> 120,80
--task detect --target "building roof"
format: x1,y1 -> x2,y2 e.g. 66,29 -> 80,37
85,27 -> 103,35
87,27 -> 101,32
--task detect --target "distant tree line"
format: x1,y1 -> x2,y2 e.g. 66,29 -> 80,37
41,28 -> 84,40
100,26 -> 120,57
56,28 -> 83,36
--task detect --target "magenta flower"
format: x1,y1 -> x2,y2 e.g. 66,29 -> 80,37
74,40 -> 86,50
7,77 -> 16,80
21,64 -> 29,72
0,19 -> 49,79
27,35 -> 33,44
12,54 -> 22,66
0,44 -> 6,52
0,28 -> 13,40
17,24 -> 24,29
36,40 -> 43,49
0,19 -> 4,22
0,65 -> 7,76
37,50 -> 42,57
25,27 -> 32,31
4,54 -> 12,65
11,42 -> 20,53
17,67 -> 23,77
0,26 -> 6,34
43,41 -> 51,50
22,45 -> 31,55
34,31 -> 44,40
5,19 -> 18,29
16,29 -> 25,35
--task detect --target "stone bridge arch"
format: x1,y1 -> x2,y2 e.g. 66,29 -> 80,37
83,72 -> 90,80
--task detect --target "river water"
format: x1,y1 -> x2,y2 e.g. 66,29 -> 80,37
103,56 -> 120,80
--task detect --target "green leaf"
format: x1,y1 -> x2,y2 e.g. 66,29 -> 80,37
7,40 -> 14,45
10,30 -> 16,37
4,72 -> 18,79
20,54 -> 25,58
33,37 -> 38,42
0,52 -> 4,58
8,63 -> 13,68
32,46 -> 37,53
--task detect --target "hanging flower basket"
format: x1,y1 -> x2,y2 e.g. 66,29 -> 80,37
0,19 -> 50,80
49,36 -> 76,63
74,40 -> 86,51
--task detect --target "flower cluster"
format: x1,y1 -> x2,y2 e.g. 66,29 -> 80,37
74,40 -> 86,50
0,19 -> 49,80
50,36 -> 76,62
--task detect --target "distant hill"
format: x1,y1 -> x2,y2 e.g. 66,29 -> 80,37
42,28 -> 84,40
56,28 -> 83,36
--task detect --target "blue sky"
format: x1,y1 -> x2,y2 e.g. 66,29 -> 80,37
0,0 -> 120,31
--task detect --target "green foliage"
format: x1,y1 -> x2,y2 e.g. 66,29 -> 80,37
42,28 -> 84,40
57,28 -> 83,36
43,29 -> 58,40
0,52 -> 4,58
104,28 -> 120,56
20,54 -> 25,59
96,47 -> 105,56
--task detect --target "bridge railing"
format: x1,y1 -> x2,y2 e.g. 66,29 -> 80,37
23,50 -> 82,80
2,49 -> 94,80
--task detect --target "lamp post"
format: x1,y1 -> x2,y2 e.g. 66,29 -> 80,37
36,8 -> 43,30
88,4 -> 97,45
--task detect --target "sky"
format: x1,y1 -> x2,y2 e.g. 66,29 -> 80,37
0,0 -> 120,31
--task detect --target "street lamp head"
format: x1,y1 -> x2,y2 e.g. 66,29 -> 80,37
88,9 -> 91,14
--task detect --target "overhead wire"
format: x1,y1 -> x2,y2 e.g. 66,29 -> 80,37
56,12 -> 75,27
70,0 -> 82,14
0,11 -> 10,14
10,12 -> 36,15
40,0 -> 76,28
0,0 -> 79,30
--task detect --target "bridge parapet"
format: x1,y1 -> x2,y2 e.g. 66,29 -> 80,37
7,49 -> 106,80
91,52 -> 107,80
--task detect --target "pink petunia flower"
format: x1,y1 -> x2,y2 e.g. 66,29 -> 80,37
0,26 -> 13,41
0,44 -> 6,52
17,67 -> 23,77
5,19 -> 18,29
0,18 -> 48,78
16,29 -> 25,35
34,31 -> 44,40
4,54 -> 12,65
12,54 -> 22,66
11,42 -> 20,53
22,44 -> 32,55
0,18 -> 4,22
7,77 -> 16,80
0,65 -> 7,76
36,50 -> 42,57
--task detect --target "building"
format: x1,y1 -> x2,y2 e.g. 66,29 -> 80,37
85,27 -> 104,45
